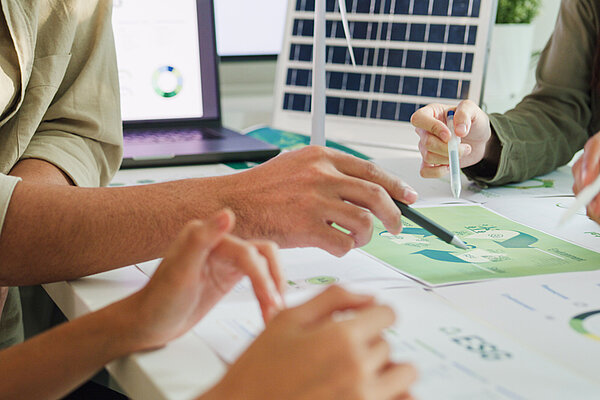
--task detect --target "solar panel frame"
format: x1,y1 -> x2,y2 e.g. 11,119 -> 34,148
273,0 -> 497,148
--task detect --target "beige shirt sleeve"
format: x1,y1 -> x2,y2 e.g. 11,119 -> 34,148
17,2 -> 123,188
0,174 -> 21,236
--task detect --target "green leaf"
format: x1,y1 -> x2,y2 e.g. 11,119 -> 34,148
496,0 -> 541,24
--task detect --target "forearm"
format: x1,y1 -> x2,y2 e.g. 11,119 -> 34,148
0,300 -> 139,400
0,176 -> 234,285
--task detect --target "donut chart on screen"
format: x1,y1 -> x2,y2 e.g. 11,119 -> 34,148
569,310 -> 600,341
152,66 -> 183,98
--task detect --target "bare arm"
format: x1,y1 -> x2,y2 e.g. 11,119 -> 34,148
0,146 -> 417,286
0,174 -> 227,285
0,298 -> 136,400
0,213 -> 284,400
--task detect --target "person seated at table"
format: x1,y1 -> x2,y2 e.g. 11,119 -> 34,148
410,0 -> 600,222
0,0 -> 417,350
0,210 -> 417,400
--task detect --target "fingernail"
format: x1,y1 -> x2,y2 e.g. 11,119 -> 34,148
403,186 -> 418,202
456,124 -> 468,135
266,305 -> 279,322
275,292 -> 286,310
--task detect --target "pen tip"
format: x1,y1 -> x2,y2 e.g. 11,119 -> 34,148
451,236 -> 468,250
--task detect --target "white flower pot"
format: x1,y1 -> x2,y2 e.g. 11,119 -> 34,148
483,24 -> 535,111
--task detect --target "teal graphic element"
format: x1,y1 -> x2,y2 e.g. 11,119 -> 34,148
495,232 -> 538,249
413,249 -> 469,263
225,127 -> 370,170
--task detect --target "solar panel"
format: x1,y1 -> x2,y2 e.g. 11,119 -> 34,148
273,0 -> 497,148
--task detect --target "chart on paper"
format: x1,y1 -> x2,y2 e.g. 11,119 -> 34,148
381,289 -> 600,399
436,270 -> 600,382
361,205 -> 600,285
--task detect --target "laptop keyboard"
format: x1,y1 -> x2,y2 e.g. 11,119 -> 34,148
124,128 -> 223,144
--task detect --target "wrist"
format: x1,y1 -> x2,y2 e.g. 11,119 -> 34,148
463,126 -> 501,180
97,295 -> 156,356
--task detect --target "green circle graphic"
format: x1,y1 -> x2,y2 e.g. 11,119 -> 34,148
152,66 -> 183,98
306,276 -> 338,285
569,310 -> 600,341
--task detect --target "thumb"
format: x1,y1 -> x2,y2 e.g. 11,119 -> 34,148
293,286 -> 375,326
158,209 -> 235,279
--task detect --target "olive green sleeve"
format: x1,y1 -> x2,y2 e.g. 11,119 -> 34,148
466,0 -> 597,186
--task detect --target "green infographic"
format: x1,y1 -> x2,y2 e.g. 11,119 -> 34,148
362,206 -> 600,285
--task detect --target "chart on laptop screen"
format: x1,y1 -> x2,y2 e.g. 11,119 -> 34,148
112,0 -> 204,121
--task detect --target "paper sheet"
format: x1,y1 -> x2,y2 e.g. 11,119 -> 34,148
375,157 -> 575,205
193,248 -> 418,362
484,196 -> 600,251
361,205 -> 600,286
380,288 -> 600,399
109,163 -> 236,187
436,270 -> 600,382
197,285 -> 600,399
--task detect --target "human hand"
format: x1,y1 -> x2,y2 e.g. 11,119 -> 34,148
203,286 -> 417,400
411,100 -> 491,178
119,210 -> 285,352
572,132 -> 600,223
222,146 -> 418,257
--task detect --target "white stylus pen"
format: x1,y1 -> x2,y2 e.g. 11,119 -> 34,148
447,110 -> 461,198
559,173 -> 600,225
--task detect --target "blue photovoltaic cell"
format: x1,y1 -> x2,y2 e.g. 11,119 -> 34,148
421,78 -> 440,97
432,0 -> 449,15
448,25 -> 466,45
355,0 -> 371,13
428,24 -> 446,43
285,0 -> 484,124
440,79 -> 459,98
468,26 -> 477,45
405,50 -> 422,69
413,0 -> 430,15
388,49 -> 404,68
425,51 -> 442,70
370,100 -> 380,118
383,75 -> 400,94
295,0 -> 480,17
380,101 -> 397,120
444,52 -> 463,72
372,74 -> 382,92
402,76 -> 419,96
328,71 -> 344,89
464,53 -> 474,72
409,24 -> 426,42
399,103 -> 416,121
326,96 -> 341,114
452,0 -> 469,17
460,81 -> 471,98
343,98 -> 359,116
346,72 -> 362,91
286,67 -> 471,100
391,23 -> 407,41
394,0 -> 410,14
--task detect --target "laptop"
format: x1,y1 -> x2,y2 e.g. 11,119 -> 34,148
112,0 -> 280,168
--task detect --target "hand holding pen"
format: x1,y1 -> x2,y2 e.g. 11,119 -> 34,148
410,101 -> 492,179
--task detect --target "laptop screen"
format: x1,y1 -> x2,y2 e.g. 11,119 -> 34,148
112,0 -> 220,123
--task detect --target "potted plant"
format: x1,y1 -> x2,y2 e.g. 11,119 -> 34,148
484,0 -> 541,111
